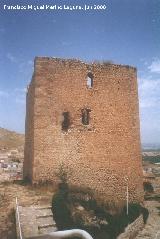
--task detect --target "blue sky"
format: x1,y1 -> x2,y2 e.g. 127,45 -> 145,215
0,0 -> 160,145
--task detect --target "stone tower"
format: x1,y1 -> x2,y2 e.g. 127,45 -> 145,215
24,57 -> 144,204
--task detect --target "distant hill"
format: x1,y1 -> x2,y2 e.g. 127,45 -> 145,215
0,127 -> 24,150
142,143 -> 160,151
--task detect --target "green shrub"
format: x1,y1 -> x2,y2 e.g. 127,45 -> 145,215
143,181 -> 154,193
52,163 -> 74,230
55,162 -> 71,185
52,184 -> 73,230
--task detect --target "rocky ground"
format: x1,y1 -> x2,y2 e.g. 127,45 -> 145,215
0,180 -> 160,239
135,200 -> 160,239
0,182 -> 55,239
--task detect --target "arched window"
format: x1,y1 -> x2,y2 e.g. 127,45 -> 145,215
87,72 -> 93,88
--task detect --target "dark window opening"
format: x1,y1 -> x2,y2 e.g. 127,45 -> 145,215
82,109 -> 91,125
62,112 -> 70,131
87,73 -> 93,88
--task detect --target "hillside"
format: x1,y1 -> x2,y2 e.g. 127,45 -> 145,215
0,127 -> 24,150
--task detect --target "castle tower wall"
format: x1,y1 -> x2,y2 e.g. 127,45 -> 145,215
24,57 -> 144,203
23,74 -> 36,181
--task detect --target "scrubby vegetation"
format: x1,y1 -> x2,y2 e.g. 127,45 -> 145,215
142,155 -> 160,164
143,181 -> 154,193
52,165 -> 149,239
144,194 -> 160,202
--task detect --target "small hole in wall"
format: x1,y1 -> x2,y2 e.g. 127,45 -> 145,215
87,73 -> 93,88
62,112 -> 70,131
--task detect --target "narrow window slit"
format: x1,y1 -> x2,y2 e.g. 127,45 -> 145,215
62,112 -> 70,131
82,109 -> 91,125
